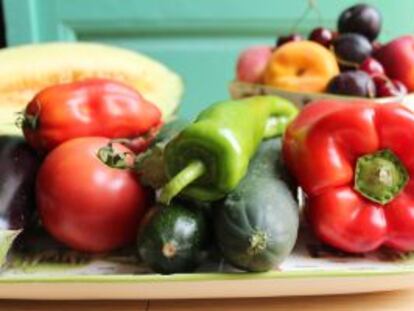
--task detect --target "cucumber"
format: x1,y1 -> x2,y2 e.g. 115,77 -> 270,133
214,138 -> 299,272
137,202 -> 207,274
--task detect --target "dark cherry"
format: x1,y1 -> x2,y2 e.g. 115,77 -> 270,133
374,76 -> 407,97
338,4 -> 382,41
375,79 -> 397,97
359,57 -> 384,76
333,33 -> 373,67
309,27 -> 335,48
276,34 -> 303,47
326,70 -> 376,98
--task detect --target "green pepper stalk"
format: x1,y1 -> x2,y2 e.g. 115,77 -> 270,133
159,96 -> 298,204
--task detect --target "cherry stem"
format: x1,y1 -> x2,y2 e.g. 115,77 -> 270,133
290,0 -> 323,33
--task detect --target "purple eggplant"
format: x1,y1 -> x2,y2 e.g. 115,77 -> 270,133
0,135 -> 40,265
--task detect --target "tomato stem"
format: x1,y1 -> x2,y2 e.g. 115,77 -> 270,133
97,143 -> 131,169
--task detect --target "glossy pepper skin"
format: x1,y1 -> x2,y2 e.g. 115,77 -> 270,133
161,96 -> 298,203
21,79 -> 162,152
283,100 -> 414,253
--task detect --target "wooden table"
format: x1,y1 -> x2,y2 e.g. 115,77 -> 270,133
1,289 -> 414,311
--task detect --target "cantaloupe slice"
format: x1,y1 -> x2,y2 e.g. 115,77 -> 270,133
0,42 -> 183,130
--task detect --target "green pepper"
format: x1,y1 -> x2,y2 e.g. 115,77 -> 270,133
159,96 -> 298,204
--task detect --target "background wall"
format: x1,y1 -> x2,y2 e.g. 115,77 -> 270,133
0,2 -> 5,48
3,0 -> 414,118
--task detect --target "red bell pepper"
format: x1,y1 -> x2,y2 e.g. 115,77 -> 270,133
21,79 -> 162,153
283,100 -> 414,253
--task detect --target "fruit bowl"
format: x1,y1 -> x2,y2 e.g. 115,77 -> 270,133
229,80 -> 414,109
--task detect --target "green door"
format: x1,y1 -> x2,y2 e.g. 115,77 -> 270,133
3,0 -> 413,118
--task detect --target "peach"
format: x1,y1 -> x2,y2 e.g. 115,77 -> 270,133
236,46 -> 272,83
264,40 -> 339,93
374,36 -> 414,91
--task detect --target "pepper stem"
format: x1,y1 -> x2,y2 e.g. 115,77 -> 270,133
159,160 -> 206,205
354,149 -> 409,205
15,111 -> 39,130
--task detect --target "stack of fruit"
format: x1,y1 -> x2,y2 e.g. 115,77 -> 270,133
0,82 -> 301,275
236,3 -> 413,99
3,70 -> 414,277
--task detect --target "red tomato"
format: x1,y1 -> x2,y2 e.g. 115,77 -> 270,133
37,137 -> 150,252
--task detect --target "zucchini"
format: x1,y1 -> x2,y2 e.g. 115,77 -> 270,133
214,138 -> 299,272
137,202 -> 207,274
